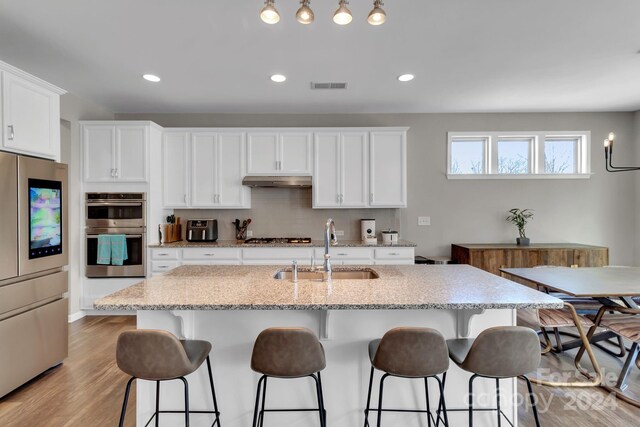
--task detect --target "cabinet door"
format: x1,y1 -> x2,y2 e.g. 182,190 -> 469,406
2,72 -> 59,160
247,132 -> 279,174
369,131 -> 407,207
116,126 -> 148,182
191,132 -> 217,207
217,133 -> 250,208
340,132 -> 368,207
280,132 -> 312,174
83,125 -> 116,182
313,133 -> 341,208
163,132 -> 190,207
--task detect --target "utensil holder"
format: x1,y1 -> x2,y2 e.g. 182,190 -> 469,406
235,227 -> 247,242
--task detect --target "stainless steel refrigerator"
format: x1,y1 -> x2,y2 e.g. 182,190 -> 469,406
0,151 -> 69,398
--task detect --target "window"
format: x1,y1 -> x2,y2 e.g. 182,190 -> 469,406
447,131 -> 590,179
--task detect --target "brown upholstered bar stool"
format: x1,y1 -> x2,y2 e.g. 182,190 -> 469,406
116,330 -> 222,427
447,326 -> 541,427
364,327 -> 450,427
250,327 -> 327,427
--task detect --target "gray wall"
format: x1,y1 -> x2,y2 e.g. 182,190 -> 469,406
117,112 -> 638,265
61,93 -> 114,316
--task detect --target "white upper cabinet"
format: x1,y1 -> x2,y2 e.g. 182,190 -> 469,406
247,130 -> 312,175
369,131 -> 407,208
313,133 -> 341,208
313,131 -> 368,208
82,123 -> 150,182
1,68 -> 64,161
163,131 -> 190,207
190,132 -> 249,209
217,133 -> 250,208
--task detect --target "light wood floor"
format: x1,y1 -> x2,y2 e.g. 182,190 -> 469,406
0,315 -> 639,426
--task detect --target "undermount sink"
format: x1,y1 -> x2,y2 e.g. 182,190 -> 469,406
274,269 -> 380,280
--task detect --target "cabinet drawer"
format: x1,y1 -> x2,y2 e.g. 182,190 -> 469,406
243,247 -> 315,261
182,248 -> 241,261
151,248 -> 181,260
151,260 -> 180,272
374,248 -> 415,260
315,247 -> 373,260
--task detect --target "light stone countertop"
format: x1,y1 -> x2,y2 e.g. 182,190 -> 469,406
148,239 -> 417,248
94,264 -> 563,311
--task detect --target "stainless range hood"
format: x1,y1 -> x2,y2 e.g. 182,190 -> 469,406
242,176 -> 312,188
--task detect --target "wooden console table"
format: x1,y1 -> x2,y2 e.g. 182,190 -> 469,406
451,243 -> 609,276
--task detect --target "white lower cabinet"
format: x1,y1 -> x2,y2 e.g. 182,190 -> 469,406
242,248 -> 316,265
150,246 -> 414,275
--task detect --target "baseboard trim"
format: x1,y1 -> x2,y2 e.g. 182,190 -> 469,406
68,311 -> 86,323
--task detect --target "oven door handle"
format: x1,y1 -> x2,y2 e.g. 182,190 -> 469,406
86,202 -> 144,207
87,234 -> 143,239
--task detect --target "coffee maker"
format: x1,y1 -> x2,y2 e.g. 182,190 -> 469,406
361,219 -> 377,245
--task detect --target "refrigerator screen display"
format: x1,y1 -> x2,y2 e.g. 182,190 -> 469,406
28,178 -> 63,259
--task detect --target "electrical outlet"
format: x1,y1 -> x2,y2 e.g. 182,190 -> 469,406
335,230 -> 345,236
418,216 -> 431,226
246,230 -> 253,237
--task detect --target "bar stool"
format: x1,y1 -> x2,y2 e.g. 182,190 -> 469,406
447,326 -> 541,427
116,330 -> 222,427
250,327 -> 327,427
364,327 -> 450,427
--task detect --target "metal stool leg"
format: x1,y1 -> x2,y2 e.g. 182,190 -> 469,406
424,377 -> 432,427
316,372 -> 327,427
495,378 -> 501,427
434,375 -> 449,427
259,376 -> 268,427
155,380 -> 161,427
251,376 -> 265,427
118,377 -> 135,427
179,377 -> 190,427
363,367 -> 374,427
468,374 -> 478,427
521,375 -> 541,427
311,374 -> 326,427
376,373 -> 388,427
205,356 -> 222,426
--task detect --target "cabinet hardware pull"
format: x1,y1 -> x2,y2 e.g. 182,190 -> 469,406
340,194 -> 344,203
184,194 -> 187,203
205,253 -> 215,256
114,168 -> 119,178
158,265 -> 169,268
8,125 -> 14,141
370,193 -> 374,203
337,253 -> 348,256
336,194 -> 340,203
157,254 -> 169,256
389,253 -> 399,255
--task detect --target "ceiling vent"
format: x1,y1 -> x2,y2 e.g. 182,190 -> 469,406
310,82 -> 348,90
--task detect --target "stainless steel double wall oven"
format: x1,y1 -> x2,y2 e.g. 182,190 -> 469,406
0,152 -> 69,398
85,193 -> 146,278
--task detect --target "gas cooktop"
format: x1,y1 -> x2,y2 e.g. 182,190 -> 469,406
244,237 -> 312,244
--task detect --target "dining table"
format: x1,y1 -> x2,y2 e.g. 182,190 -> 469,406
500,266 -> 640,403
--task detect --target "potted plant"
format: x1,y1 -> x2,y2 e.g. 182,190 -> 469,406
506,208 -> 534,246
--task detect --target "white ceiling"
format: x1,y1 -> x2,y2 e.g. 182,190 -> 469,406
1,0 -> 639,114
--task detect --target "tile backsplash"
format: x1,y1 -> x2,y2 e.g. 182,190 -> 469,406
173,188 -> 400,240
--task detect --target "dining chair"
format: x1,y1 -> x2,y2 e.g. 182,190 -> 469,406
576,305 -> 640,407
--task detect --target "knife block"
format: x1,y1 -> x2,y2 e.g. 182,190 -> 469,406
163,224 -> 182,243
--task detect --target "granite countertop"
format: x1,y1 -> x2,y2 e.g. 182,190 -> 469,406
94,264 -> 562,311
148,239 -> 417,248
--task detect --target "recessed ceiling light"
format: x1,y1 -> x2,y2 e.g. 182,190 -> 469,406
142,74 -> 161,83
397,74 -> 414,82
270,74 -> 287,83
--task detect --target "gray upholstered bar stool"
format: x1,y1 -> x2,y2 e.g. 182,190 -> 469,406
364,327 -> 450,427
116,330 -> 222,427
250,327 -> 327,427
447,326 -> 541,427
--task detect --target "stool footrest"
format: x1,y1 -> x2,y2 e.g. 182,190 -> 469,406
144,410 -> 221,427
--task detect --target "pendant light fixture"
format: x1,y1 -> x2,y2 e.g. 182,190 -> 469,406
296,0 -> 314,25
333,0 -> 353,25
367,0 -> 386,25
260,0 -> 280,25
603,132 -> 640,172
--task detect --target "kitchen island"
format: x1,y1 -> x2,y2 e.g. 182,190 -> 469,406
95,264 -> 561,427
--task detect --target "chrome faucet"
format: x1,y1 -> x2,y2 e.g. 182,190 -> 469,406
323,218 -> 337,280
